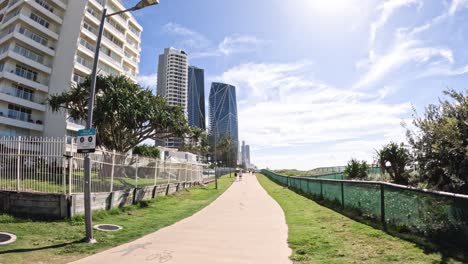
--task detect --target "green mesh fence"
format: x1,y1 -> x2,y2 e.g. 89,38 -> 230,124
261,169 -> 468,247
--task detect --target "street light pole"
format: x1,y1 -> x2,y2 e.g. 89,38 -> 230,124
83,0 -> 159,244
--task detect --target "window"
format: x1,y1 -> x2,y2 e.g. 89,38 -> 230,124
83,22 -> 96,35
8,104 -> 32,122
15,85 -> 34,101
30,13 -> 50,29
13,44 -> 44,64
35,0 -> 54,13
18,26 -> 48,46
15,65 -> 38,82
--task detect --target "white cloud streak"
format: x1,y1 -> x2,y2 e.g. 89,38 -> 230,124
162,23 -> 265,59
369,0 -> 421,47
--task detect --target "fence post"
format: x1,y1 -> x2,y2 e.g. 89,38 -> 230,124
380,184 -> 386,230
110,150 -> 115,192
215,167 -> 218,189
185,162 -> 188,182
16,136 -> 21,191
307,178 -> 310,196
167,160 -> 171,184
320,179 -> 323,198
134,155 -> 138,188
287,176 -> 290,188
341,182 -> 345,209
154,160 -> 158,186
68,156 -> 73,195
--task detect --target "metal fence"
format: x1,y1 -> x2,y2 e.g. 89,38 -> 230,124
0,137 -> 215,194
261,169 -> 468,247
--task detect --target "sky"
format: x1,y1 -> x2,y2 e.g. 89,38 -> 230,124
125,0 -> 468,170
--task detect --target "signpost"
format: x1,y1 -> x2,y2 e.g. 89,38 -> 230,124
77,128 -> 96,154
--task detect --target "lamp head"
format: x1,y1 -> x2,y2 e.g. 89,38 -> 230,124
134,0 -> 159,10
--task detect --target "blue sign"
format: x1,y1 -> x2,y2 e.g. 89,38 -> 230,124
77,128 -> 96,136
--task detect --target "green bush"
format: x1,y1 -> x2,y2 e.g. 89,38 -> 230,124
344,159 -> 369,180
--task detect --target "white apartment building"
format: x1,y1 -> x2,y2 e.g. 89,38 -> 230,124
157,47 -> 188,148
0,0 -> 142,139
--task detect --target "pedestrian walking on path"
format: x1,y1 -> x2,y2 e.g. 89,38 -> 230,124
72,173 -> 291,264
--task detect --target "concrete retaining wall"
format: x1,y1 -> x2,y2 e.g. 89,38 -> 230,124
0,191 -> 68,219
0,181 -> 209,219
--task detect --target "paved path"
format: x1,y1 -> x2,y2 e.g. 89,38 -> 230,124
72,174 -> 292,264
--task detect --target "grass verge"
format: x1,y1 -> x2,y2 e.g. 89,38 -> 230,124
256,173 -> 463,264
0,176 -> 234,264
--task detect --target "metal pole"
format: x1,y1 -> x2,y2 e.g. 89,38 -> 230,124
341,182 -> 344,209
83,6 -> 107,244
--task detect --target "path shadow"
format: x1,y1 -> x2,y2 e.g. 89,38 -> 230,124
0,239 -> 83,255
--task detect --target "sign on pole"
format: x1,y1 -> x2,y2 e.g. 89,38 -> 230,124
77,128 -> 96,153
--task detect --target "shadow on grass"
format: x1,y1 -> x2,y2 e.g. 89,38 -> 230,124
285,186 -> 468,264
0,240 -> 84,255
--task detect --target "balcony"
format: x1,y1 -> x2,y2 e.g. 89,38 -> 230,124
0,85 -> 47,111
29,0 -> 64,24
0,64 -> 49,92
0,108 -> 44,131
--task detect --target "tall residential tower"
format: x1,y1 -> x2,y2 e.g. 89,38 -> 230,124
0,0 -> 142,138
209,82 -> 238,163
187,65 -> 205,130
157,47 -> 188,148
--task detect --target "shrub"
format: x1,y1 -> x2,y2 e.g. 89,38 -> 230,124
344,159 -> 369,180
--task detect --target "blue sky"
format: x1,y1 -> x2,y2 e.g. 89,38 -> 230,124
127,0 -> 468,170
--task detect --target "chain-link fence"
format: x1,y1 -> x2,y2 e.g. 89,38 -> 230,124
262,170 -> 468,247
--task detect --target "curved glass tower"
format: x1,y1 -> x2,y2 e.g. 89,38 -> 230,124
209,82 -> 239,163
188,66 -> 205,129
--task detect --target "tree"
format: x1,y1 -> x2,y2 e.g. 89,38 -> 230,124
49,75 -> 189,152
133,144 -> 160,159
407,89 -> 468,193
215,135 -> 236,167
375,142 -> 411,185
344,158 -> 369,180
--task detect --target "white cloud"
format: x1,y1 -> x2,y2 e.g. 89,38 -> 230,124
218,35 -> 265,56
369,0 -> 421,47
354,40 -> 454,90
137,73 -> 158,92
162,23 -> 265,59
213,62 -> 411,169
162,23 -> 211,50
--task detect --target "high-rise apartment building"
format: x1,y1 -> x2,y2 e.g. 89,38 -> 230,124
187,65 -> 205,130
0,0 -> 142,138
241,141 -> 251,168
209,82 -> 239,162
157,47 -> 188,148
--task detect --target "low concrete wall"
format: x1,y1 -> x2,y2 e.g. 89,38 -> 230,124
0,191 -> 68,219
0,181 -> 210,219
69,181 -> 202,217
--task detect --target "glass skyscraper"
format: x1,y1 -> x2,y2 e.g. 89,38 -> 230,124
209,82 -> 239,162
188,66 -> 206,130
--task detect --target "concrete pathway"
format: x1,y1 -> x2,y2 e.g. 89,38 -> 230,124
72,173 -> 292,264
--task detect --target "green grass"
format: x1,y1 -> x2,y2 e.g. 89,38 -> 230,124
0,176 -> 233,264
256,173 -> 463,264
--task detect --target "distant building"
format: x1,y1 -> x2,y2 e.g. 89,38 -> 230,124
241,141 -> 251,168
157,47 -> 188,148
245,144 -> 251,168
187,66 -> 205,130
209,82 -> 239,163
